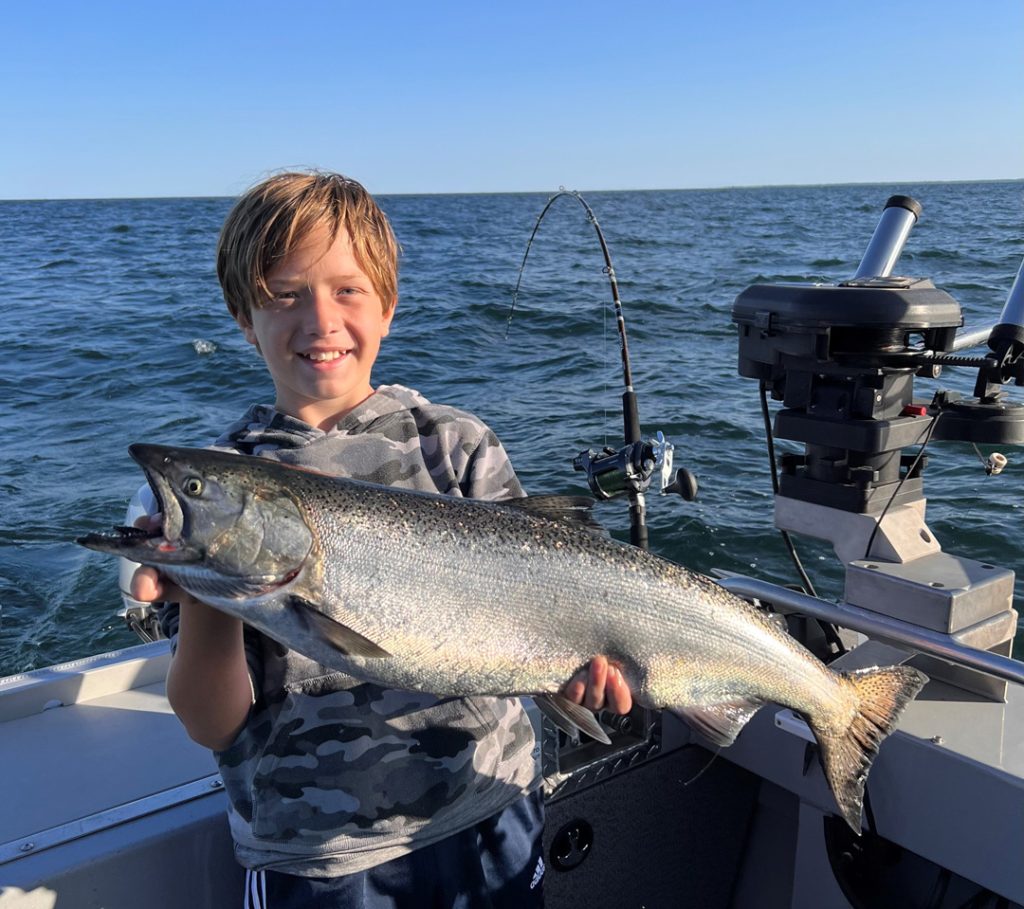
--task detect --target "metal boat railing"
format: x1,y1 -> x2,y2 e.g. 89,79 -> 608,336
718,575 -> 1024,687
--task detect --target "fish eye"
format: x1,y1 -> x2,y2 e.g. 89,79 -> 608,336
183,476 -> 204,497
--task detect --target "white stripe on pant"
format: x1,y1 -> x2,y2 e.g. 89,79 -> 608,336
244,869 -> 267,909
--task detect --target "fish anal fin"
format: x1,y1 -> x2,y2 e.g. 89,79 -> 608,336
535,693 -> 612,745
289,597 -> 391,659
673,698 -> 763,748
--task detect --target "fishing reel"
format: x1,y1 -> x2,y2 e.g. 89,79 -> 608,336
573,432 -> 697,502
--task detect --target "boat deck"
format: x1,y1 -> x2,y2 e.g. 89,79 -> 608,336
0,643 -> 242,907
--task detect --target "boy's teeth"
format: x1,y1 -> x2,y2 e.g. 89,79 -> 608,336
304,351 -> 344,362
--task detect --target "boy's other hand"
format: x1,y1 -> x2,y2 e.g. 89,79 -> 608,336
128,514 -> 187,604
130,565 -> 169,602
562,656 -> 633,715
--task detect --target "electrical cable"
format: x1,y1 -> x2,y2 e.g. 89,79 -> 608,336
759,381 -> 847,654
863,413 -> 942,561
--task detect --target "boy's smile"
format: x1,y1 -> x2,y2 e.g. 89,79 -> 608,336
240,225 -> 395,430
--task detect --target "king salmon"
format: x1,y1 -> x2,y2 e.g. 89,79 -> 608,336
79,443 -> 928,831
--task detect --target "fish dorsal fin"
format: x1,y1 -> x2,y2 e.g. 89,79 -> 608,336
535,693 -> 612,745
502,495 -> 606,534
672,698 -> 763,748
289,597 -> 391,659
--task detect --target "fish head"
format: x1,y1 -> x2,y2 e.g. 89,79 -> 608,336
80,444 -> 314,598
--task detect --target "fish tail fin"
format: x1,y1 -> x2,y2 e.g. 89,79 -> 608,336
810,665 -> 928,832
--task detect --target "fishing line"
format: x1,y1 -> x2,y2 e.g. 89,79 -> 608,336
603,283 -> 610,448
506,188 -> 637,428
971,442 -> 1008,477
508,189 -> 652,549
680,746 -> 722,786
947,443 -> 1005,528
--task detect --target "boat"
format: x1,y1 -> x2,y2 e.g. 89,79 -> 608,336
2,195 -> 1023,908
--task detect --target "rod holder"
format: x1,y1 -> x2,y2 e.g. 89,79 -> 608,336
853,195 -> 922,279
985,259 -> 1024,355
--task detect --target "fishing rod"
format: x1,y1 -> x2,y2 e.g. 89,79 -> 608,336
508,189 -> 696,549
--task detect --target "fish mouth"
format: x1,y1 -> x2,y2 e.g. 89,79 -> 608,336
76,522 -> 200,564
77,444 -> 198,563
129,443 -> 187,548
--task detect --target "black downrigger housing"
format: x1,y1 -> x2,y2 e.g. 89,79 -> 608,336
732,196 -> 1024,700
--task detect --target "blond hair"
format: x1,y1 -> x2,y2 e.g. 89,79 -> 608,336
217,171 -> 399,323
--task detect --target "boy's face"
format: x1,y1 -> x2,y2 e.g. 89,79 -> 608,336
240,224 -> 395,430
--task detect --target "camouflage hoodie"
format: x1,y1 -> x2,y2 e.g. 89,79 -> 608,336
162,385 -> 539,875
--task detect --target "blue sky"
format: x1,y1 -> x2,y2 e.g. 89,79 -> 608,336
3,0 -> 1021,199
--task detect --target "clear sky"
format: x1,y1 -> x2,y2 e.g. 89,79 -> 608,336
3,0 -> 1021,199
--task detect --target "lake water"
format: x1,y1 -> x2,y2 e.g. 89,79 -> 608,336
1,181 -> 1022,675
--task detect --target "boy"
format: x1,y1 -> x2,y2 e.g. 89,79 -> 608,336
131,170 -> 631,908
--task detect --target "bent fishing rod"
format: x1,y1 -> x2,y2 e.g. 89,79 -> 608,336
507,189 -> 695,549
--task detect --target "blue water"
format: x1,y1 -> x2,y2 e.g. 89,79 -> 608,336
1,182 -> 1022,676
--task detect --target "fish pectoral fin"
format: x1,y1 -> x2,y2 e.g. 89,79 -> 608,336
535,694 -> 612,745
672,698 -> 763,748
289,597 -> 391,659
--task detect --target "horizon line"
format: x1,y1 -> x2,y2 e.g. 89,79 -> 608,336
2,176 -> 1022,205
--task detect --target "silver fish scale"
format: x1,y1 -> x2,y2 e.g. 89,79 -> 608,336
277,472 -> 851,725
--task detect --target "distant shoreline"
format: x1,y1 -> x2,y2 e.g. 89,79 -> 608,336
3,177 -> 1022,205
